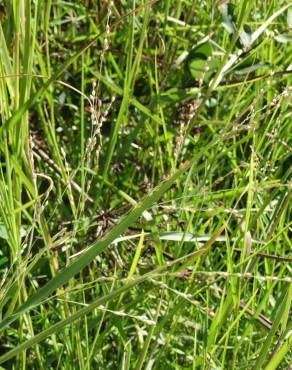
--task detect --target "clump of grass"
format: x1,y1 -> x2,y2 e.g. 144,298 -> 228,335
0,1 -> 291,369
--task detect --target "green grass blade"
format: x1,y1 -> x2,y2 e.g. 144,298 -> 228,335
264,328 -> 292,370
254,283 -> 292,370
0,221 -> 226,364
0,159 -> 192,332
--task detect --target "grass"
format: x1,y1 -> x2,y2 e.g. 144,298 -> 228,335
0,0 -> 291,369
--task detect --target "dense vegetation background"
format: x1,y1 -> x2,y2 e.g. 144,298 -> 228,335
0,1 -> 291,368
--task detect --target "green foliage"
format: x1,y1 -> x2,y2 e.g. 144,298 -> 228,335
0,0 -> 291,369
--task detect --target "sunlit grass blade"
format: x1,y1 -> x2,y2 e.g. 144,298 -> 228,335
0,159 -> 193,331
